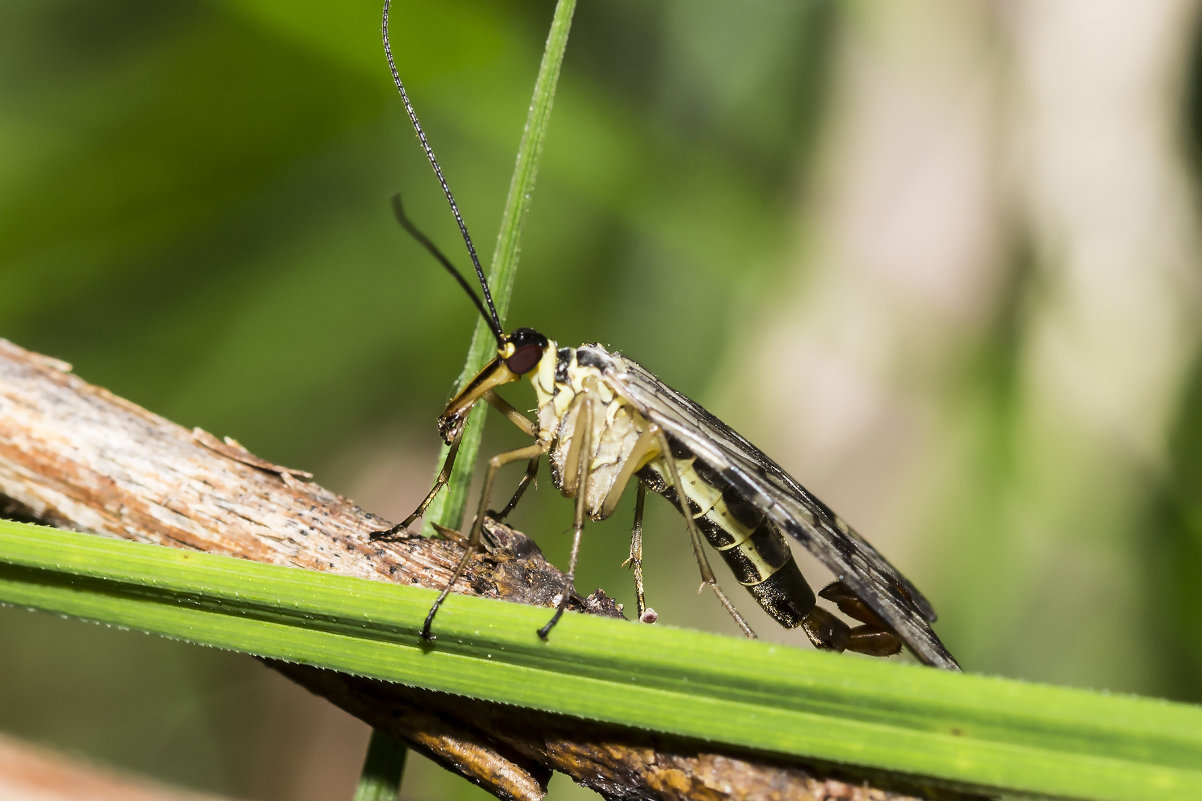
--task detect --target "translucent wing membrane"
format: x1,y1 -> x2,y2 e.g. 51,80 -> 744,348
602,349 -> 958,670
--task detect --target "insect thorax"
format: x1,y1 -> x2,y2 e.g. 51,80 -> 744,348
529,342 -> 654,520
528,341 -> 816,628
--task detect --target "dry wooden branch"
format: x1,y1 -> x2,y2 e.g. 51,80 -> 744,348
0,337 -> 945,801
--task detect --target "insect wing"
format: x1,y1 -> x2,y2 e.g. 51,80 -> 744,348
603,352 -> 959,670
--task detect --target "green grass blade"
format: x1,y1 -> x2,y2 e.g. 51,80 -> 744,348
353,730 -> 407,801
2,519 -> 1201,800
376,1 -> 584,790
424,0 -> 577,533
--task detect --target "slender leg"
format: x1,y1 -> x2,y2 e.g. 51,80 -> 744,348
537,504 -> 585,638
421,440 -> 547,639
374,390 -> 536,540
623,483 -> 651,622
371,436 -> 462,540
592,424 -> 661,624
654,429 -> 756,638
492,455 -> 538,521
483,390 -> 537,437
596,423 -> 659,516
483,390 -> 541,521
538,393 -> 593,638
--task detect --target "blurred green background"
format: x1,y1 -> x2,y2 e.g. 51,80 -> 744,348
3,0 -> 1202,799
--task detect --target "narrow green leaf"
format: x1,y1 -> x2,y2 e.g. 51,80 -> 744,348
353,730 -> 407,801
425,0 -> 577,533
2,520 -> 1201,801
375,2 -> 575,793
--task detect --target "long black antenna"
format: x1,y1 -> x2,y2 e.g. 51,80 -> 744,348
390,194 -> 501,339
382,0 -> 505,344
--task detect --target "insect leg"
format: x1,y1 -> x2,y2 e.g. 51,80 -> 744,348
595,425 -> 660,624
653,430 -> 757,638
491,456 -> 538,521
370,435 -> 463,540
538,392 -> 594,638
483,390 -> 536,436
422,439 -> 548,640
482,391 -> 540,520
623,483 -> 653,623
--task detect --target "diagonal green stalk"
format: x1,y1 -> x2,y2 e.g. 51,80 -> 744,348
353,729 -> 407,801
3,519 -> 1202,801
369,2 -> 575,792
424,0 -> 577,533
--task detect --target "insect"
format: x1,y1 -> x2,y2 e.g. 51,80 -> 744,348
374,1 -> 959,670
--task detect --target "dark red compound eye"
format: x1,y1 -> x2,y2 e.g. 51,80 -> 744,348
506,344 -> 542,375
504,328 -> 548,375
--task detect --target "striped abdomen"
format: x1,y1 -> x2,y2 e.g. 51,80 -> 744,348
637,438 -> 815,628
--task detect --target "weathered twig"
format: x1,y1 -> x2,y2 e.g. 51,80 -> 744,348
0,338 -> 946,801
